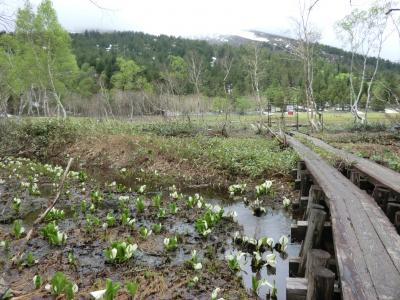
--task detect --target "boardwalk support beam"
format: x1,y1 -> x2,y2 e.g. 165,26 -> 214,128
307,267 -> 335,300
298,208 -> 327,276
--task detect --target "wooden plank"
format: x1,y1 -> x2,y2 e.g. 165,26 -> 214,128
286,135 -> 400,300
287,277 -> 307,300
295,132 -> 400,195
287,277 -> 340,300
291,221 -> 331,241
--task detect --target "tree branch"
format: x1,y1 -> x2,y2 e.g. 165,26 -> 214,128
11,158 -> 74,264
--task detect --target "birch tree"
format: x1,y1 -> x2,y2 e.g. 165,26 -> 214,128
3,0 -> 78,117
337,1 -> 391,123
185,50 -> 204,118
218,48 -> 234,136
292,0 -> 322,132
244,42 -> 266,126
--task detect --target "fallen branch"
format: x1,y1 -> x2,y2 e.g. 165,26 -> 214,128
263,125 -> 287,146
11,157 -> 74,264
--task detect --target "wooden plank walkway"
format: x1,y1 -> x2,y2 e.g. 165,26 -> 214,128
294,132 -> 400,194
286,134 -> 400,300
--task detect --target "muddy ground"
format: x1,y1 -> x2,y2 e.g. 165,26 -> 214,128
0,155 -> 297,300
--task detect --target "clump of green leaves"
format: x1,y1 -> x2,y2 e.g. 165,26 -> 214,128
152,193 -> 162,208
12,197 -> 21,214
121,209 -> 135,228
255,180 -> 273,197
40,222 -> 67,246
28,182 -> 41,196
125,280 -> 139,298
45,207 -> 65,222
104,279 -> 121,300
194,205 -> 224,237
118,195 -> 129,209
186,249 -> 202,270
211,287 -> 222,300
194,219 -> 211,237
283,197 -> 291,208
228,183 -> 247,197
104,241 -> 138,264
157,208 -> 166,219
152,223 -> 162,234
68,252 -> 76,265
85,214 -> 101,232
186,194 -> 203,209
169,202 -> 179,214
48,272 -> 78,300
33,275 -> 42,289
251,276 -> 277,298
80,200 -> 88,213
106,212 -> 116,227
275,235 -> 289,253
22,251 -> 37,267
139,226 -> 152,239
90,190 -> 103,204
163,236 -> 178,251
135,196 -> 145,213
138,185 -> 146,194
78,171 -> 88,182
12,219 -> 25,239
225,251 -> 244,272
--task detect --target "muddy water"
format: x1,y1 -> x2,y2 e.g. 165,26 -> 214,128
210,198 -> 300,300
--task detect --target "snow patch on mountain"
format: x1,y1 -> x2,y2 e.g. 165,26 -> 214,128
231,30 -> 269,43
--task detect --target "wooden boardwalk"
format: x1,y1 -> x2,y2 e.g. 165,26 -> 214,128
294,132 -> 400,195
286,134 -> 400,300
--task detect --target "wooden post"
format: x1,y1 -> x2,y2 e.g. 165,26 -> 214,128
291,168 -> 298,179
305,203 -> 324,220
372,186 -> 391,210
298,208 -> 327,276
304,185 -> 323,219
305,249 -> 331,278
298,160 -> 306,174
349,169 -> 361,187
395,211 -> 400,232
291,221 -> 331,242
300,170 -> 312,197
386,202 -> 400,223
287,277 -> 307,300
307,267 -> 335,300
295,161 -> 305,190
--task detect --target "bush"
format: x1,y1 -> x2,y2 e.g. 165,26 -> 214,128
0,118 -> 80,159
140,121 -> 204,136
345,121 -> 387,133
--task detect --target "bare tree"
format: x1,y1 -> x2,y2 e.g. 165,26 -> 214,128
218,49 -> 234,136
291,0 -> 322,132
186,50 -> 204,118
337,1 -> 391,123
244,42 -> 266,129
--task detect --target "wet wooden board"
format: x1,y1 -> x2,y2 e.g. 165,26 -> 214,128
295,132 -> 400,194
286,135 -> 400,300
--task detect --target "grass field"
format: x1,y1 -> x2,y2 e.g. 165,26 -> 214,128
33,111 -> 392,132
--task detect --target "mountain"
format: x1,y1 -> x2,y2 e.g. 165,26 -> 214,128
202,30 -> 399,70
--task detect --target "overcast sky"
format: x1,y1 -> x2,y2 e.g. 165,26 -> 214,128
5,0 -> 400,61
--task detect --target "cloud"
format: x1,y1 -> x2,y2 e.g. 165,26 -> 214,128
6,0 -> 400,61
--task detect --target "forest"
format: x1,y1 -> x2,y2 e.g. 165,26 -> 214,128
2,1 -> 400,300
1,0 -> 400,120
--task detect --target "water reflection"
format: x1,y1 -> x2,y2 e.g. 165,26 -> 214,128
212,200 -> 300,300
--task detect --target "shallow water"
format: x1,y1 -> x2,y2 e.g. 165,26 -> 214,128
211,199 -> 300,300
0,169 -> 299,300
